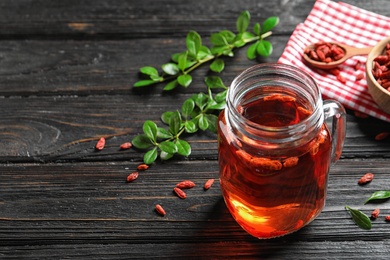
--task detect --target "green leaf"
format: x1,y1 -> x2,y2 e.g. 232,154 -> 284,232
262,16 -> 279,34
365,190 -> 390,204
345,206 -> 372,230
143,120 -> 158,141
241,31 -> 255,41
133,79 -> 157,87
186,31 -> 202,58
184,120 -> 197,133
210,33 -> 228,46
205,114 -> 218,132
215,90 -> 227,103
190,117 -> 199,129
253,22 -> 261,35
157,127 -> 173,139
236,11 -> 250,33
177,74 -> 192,88
233,39 -> 246,48
132,134 -> 154,149
198,114 -> 209,131
163,80 -> 178,91
182,99 -> 195,118
247,42 -> 258,60
171,52 -> 182,63
175,139 -> 191,156
169,111 -> 182,135
192,93 -> 209,110
178,52 -> 188,72
161,111 -> 173,125
158,141 -> 178,154
205,76 -> 226,89
207,100 -> 226,110
144,147 -> 158,164
257,40 -> 273,57
210,45 -> 230,56
162,63 -> 180,75
210,59 -> 225,73
160,151 -> 174,161
219,30 -> 236,43
197,46 -> 213,60
140,66 -> 159,77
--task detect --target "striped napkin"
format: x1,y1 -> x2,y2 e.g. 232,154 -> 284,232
278,0 -> 390,122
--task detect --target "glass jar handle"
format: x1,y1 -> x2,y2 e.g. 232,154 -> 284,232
323,100 -> 346,163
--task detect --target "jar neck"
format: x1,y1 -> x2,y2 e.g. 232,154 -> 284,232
226,63 -> 324,151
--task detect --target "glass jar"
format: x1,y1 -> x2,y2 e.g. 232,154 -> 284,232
217,63 -> 346,239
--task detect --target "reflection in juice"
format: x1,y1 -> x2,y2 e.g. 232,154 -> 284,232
218,94 -> 332,238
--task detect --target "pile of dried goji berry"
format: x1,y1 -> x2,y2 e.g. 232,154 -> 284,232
304,41 -> 365,84
371,43 -> 390,92
304,41 -> 345,63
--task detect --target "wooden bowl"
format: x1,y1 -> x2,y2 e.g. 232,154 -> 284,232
366,37 -> 390,114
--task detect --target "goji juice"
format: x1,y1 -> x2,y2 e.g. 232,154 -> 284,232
218,93 -> 332,238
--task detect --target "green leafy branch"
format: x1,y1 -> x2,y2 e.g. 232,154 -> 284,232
132,11 -> 279,164
134,11 -> 279,90
132,79 -> 228,164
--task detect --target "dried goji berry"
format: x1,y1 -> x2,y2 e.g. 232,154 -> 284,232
371,208 -> 380,219
264,94 -> 296,102
126,172 -> 139,182
204,179 -> 215,190
155,204 -> 166,216
297,106 -> 312,119
250,157 -> 282,170
355,73 -> 364,81
283,157 -> 299,168
120,142 -> 132,150
236,150 -> 282,171
173,187 -> 187,199
334,53 -> 345,61
354,60 -> 362,71
316,49 -> 326,61
309,50 -> 319,61
375,132 -> 389,141
176,180 -> 196,189
95,137 -> 106,150
336,74 -> 347,84
358,172 -> 374,185
374,55 -> 389,65
329,68 -> 340,76
137,164 -> 149,171
310,142 -> 320,155
354,111 -> 369,118
382,81 -> 390,88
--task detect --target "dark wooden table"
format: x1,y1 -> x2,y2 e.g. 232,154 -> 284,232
1,0 -> 390,259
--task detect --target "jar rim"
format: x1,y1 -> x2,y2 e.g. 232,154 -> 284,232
226,63 -> 323,143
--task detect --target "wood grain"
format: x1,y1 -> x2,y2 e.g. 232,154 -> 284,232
1,160 -> 390,258
1,0 -> 390,258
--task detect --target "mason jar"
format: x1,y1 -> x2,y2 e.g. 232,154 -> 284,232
218,63 -> 346,239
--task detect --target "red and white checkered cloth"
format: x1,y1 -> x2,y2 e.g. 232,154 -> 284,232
278,0 -> 390,122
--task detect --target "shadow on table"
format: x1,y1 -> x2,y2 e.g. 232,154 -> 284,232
183,197 -> 308,258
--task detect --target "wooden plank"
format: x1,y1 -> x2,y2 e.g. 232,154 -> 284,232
0,0 -> 315,38
0,159 -> 390,257
0,0 -> 388,39
0,241 -> 390,259
0,94 -> 389,162
0,36 -> 290,95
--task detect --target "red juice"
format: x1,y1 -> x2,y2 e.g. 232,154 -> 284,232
218,94 -> 332,238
